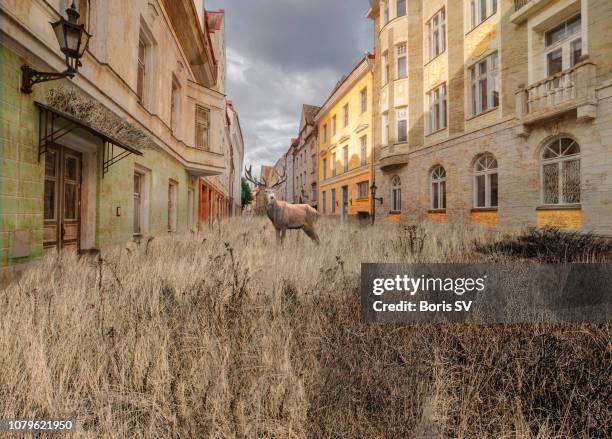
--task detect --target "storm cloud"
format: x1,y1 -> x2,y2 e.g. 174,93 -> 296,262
205,0 -> 372,172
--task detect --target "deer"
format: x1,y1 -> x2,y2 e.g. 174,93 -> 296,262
245,165 -> 320,245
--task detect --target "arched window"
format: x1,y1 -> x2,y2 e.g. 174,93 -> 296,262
430,165 -> 446,210
541,138 -> 580,205
391,175 -> 401,212
473,154 -> 498,208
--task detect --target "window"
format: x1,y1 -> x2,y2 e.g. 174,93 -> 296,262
396,43 -> 407,79
322,191 -> 327,213
332,115 -> 337,135
427,83 -> 447,133
322,124 -> 327,144
343,103 -> 349,127
470,0 -> 497,30
396,0 -> 406,18
360,136 -> 367,166
396,108 -> 408,143
473,154 -> 498,208
382,0 -> 389,24
331,188 -> 336,213
311,184 -> 317,201
382,52 -> 389,85
360,87 -> 368,113
195,105 -> 210,150
382,113 -> 389,145
391,175 -> 401,211
168,180 -> 178,232
357,181 -> 369,199
137,37 -> 147,102
427,8 -> 446,60
331,152 -> 336,176
541,138 -> 580,205
322,158 -> 327,179
171,79 -> 180,134
343,145 -> 349,172
312,154 -> 316,174
470,52 -> 499,116
430,166 -> 446,210
545,15 -> 582,76
134,173 -> 142,235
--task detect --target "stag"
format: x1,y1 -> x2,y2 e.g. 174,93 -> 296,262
245,166 -> 320,245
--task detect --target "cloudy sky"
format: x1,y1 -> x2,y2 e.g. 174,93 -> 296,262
205,0 -> 372,173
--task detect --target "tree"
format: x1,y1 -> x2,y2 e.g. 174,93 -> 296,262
241,177 -> 254,207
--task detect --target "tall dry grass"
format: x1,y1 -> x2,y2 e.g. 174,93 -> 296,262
0,217 -> 609,438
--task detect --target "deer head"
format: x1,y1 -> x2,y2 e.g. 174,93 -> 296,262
245,165 -> 286,204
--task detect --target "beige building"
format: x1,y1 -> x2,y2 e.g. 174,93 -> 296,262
366,0 -> 612,234
0,0 -> 236,273
292,104 -> 320,206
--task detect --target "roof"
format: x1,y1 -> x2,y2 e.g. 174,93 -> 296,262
302,104 -> 321,125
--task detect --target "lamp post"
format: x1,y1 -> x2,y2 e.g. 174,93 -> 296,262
370,182 -> 383,225
20,2 -> 91,94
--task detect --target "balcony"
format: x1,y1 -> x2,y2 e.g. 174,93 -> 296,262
515,59 -> 597,129
378,144 -> 409,170
511,0 -> 556,24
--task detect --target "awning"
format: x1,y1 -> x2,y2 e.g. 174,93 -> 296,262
35,102 -> 143,176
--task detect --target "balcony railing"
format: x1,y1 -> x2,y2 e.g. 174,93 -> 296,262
514,0 -> 531,11
515,58 -> 597,127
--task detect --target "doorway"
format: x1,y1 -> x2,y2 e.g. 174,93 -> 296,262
341,185 -> 349,220
43,145 -> 82,251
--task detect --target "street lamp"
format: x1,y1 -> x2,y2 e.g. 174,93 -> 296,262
370,182 -> 383,226
21,1 -> 91,94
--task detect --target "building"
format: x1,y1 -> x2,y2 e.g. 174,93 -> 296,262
227,100 -> 245,215
292,104 -> 320,207
272,154 -> 288,201
315,55 -> 375,220
0,0 -> 232,273
365,0 -> 612,233
285,137 -> 298,203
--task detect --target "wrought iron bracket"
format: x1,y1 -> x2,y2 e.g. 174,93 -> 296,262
38,107 -> 80,161
102,142 -> 133,177
21,65 -> 75,94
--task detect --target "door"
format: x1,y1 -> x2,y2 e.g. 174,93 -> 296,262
341,186 -> 349,220
44,145 -> 82,251
134,173 -> 142,235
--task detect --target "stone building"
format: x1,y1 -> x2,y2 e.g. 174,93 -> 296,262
366,0 -> 612,234
0,0 -> 237,273
292,104 -> 320,207
315,54 -> 375,220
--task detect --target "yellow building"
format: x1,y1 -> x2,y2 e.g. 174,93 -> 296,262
315,54 -> 374,220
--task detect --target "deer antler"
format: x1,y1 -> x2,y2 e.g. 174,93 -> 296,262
269,166 -> 287,189
245,165 -> 267,187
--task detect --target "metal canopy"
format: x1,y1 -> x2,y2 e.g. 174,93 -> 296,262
35,102 -> 143,177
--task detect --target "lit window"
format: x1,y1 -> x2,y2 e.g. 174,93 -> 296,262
541,138 -> 580,205
473,154 -> 498,208
430,165 -> 446,210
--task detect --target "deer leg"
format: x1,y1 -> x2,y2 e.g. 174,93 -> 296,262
302,226 -> 320,245
275,229 -> 281,246
281,229 -> 286,245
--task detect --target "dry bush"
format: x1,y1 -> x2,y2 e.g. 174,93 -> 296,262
0,218 -> 609,438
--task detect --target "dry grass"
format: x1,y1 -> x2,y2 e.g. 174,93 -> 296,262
1,217 -> 609,438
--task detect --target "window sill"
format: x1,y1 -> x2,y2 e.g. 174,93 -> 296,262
425,127 -> 448,137
466,106 -> 499,122
536,205 -> 581,210
471,207 -> 498,212
465,12 -> 498,37
424,50 -> 446,68
389,210 -> 401,214
355,197 -> 369,201
428,209 -> 446,214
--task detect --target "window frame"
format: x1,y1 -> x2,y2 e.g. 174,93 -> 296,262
544,14 -> 582,77
360,87 -> 368,114
396,0 -> 407,18
430,165 -> 447,211
396,43 -> 407,79
427,8 -> 446,61
322,158 -> 327,179
391,175 -> 401,212
473,154 -> 498,208
330,188 -> 336,214
357,181 -> 369,199
382,51 -> 390,85
360,135 -> 367,166
343,145 -> 349,173
427,83 -> 447,134
469,52 -> 499,117
343,103 -> 350,127
195,104 -> 210,150
540,138 -> 581,206
331,115 -> 337,136
469,0 -> 498,31
396,107 -> 408,143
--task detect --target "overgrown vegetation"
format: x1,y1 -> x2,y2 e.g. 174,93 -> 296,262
1,218 -> 609,438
